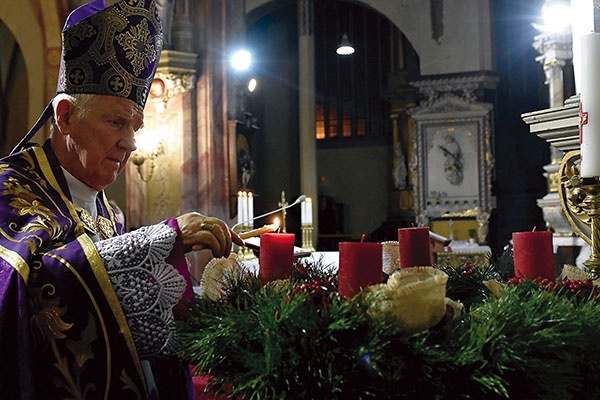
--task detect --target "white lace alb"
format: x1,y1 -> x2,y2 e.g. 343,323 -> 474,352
96,223 -> 187,357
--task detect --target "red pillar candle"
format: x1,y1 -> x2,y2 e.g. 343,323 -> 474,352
398,227 -> 432,268
259,233 -> 295,284
338,242 -> 383,298
512,230 -> 555,281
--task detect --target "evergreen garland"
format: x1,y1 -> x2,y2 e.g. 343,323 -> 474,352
177,258 -> 600,399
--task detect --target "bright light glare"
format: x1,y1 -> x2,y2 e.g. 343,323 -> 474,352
336,45 -> 355,56
135,127 -> 163,156
247,78 -> 257,93
230,50 -> 252,71
541,2 -> 571,33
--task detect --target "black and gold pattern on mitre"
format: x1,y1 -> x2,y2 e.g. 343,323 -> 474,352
58,0 -> 164,108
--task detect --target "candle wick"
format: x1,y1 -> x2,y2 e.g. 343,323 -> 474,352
360,234 -> 366,242
532,226 -> 537,232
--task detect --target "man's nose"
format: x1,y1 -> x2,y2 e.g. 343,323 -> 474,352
118,132 -> 137,152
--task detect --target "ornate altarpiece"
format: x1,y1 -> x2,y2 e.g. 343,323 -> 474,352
407,74 -> 497,243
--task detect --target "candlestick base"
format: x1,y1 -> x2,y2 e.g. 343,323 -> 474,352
236,228 -> 257,260
301,226 -> 315,252
559,151 -> 600,279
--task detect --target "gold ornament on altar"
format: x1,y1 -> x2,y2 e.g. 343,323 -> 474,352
381,241 -> 401,275
558,150 -> 599,278
199,254 -> 247,301
367,266 -> 452,334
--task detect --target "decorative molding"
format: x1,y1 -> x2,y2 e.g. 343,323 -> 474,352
521,94 -> 580,152
152,49 -> 198,106
410,72 -> 498,107
532,31 -> 572,70
408,73 -> 496,242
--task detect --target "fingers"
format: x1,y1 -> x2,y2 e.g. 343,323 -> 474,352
177,212 -> 241,258
231,230 -> 244,246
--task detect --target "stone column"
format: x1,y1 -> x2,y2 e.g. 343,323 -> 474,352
532,13 -> 579,264
298,0 -> 318,244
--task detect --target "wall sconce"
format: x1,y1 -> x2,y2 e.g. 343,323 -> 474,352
130,128 -> 165,182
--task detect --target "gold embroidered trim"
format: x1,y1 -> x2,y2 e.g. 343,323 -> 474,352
0,244 -> 29,283
75,207 -> 115,240
96,216 -> 114,240
44,246 -> 113,397
76,207 -> 98,236
32,147 -> 84,236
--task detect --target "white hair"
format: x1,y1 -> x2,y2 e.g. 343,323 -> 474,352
52,93 -> 96,120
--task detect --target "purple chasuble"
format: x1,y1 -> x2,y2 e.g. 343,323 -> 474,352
0,141 -> 148,399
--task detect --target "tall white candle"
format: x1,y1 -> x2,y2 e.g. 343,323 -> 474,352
237,191 -> 244,226
248,192 -> 254,228
301,199 -> 307,226
580,33 -> 600,178
571,0 -> 594,94
241,191 -> 248,228
306,197 -> 313,226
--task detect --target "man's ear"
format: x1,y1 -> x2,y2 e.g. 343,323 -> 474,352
54,99 -> 75,134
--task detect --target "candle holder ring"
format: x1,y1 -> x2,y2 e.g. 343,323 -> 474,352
558,150 -> 600,278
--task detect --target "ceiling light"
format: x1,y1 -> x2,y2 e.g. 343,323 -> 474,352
336,34 -> 355,56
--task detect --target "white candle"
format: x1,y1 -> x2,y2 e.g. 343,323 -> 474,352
306,197 -> 313,226
580,33 -> 600,178
571,0 -> 594,93
301,199 -> 307,226
237,191 -> 244,225
241,191 -> 248,228
248,192 -> 254,229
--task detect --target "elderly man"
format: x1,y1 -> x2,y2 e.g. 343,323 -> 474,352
0,0 -> 242,399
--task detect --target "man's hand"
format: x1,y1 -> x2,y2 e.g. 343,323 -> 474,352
176,212 -> 244,258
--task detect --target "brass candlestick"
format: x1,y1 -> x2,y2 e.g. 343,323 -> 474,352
278,190 -> 288,232
236,227 -> 257,260
559,150 -> 600,279
301,225 -> 315,252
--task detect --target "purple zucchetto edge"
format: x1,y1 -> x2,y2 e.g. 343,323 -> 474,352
64,0 -> 107,29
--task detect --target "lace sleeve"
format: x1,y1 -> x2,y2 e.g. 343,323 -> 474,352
95,223 -> 187,358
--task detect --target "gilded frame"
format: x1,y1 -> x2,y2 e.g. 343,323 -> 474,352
408,97 -> 495,226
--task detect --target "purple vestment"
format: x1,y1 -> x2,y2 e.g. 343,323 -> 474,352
0,142 -> 192,399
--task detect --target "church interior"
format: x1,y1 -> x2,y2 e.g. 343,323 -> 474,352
8,0 -> 600,397
0,0 -> 583,276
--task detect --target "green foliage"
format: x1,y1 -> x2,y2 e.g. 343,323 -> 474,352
177,262 -> 600,399
436,262 -> 500,310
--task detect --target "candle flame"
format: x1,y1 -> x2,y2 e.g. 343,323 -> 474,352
273,217 -> 280,229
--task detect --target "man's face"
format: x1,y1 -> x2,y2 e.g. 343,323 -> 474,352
58,95 -> 144,191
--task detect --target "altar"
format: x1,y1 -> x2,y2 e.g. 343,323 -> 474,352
241,251 -> 340,275
435,240 -> 492,267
